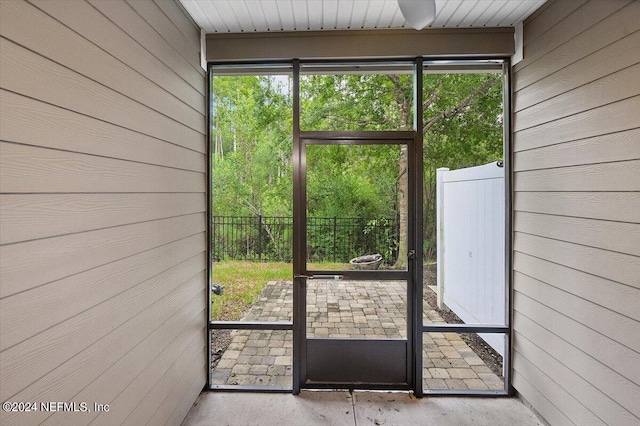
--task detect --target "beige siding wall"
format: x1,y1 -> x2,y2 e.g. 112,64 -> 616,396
512,0 -> 640,425
0,1 -> 206,425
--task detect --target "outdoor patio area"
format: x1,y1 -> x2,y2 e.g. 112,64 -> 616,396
211,280 -> 504,391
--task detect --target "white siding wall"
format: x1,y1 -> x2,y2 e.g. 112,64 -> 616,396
512,1 -> 640,425
0,1 -> 207,425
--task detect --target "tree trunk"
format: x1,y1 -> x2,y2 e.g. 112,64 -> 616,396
395,145 -> 408,268
423,168 -> 437,260
387,75 -> 412,269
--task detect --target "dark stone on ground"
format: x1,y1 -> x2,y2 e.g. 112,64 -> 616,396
210,329 -> 232,369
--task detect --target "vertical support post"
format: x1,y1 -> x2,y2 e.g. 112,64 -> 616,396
257,214 -> 263,260
292,59 -> 305,394
206,63 -> 212,389
436,167 -> 449,310
412,57 -> 424,398
503,59 -> 514,395
333,216 -> 337,262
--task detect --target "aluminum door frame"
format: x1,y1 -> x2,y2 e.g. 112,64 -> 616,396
293,132 -> 422,394
291,59 -> 424,395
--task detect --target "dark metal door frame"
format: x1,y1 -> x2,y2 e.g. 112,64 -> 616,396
292,59 -> 425,395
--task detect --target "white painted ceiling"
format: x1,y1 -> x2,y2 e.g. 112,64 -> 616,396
180,0 -> 546,33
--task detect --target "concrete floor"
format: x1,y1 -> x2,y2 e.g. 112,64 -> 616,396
182,391 -> 542,426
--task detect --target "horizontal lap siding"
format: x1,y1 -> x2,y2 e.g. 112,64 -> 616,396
512,1 -> 640,425
0,1 -> 206,425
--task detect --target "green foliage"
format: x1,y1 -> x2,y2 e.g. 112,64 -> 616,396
300,73 -> 413,130
211,75 -> 293,217
364,218 -> 399,264
211,70 -> 504,261
423,73 -> 504,170
211,261 -> 292,320
306,144 -> 399,219
211,261 -> 344,320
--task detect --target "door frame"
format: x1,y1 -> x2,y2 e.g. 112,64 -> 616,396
292,59 -> 424,394
293,132 -> 422,394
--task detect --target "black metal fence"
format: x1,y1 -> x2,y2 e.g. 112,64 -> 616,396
212,215 -> 398,264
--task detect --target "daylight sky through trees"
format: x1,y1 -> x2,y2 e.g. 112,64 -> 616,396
211,70 -> 503,261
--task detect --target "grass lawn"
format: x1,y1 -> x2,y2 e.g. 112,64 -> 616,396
211,261 -> 346,321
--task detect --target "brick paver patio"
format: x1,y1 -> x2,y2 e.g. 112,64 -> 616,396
211,280 -> 503,390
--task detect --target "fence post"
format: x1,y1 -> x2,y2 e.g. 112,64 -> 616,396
436,167 -> 449,309
257,215 -> 262,260
333,217 -> 337,262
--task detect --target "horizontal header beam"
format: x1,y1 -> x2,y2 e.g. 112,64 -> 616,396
206,28 -> 515,62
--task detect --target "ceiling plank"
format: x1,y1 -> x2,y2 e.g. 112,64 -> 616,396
180,0 -> 547,33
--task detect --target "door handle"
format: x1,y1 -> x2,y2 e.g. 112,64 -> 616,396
310,274 -> 343,280
294,274 -> 343,280
408,250 -> 416,260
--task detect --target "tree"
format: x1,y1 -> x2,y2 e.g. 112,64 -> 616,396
211,75 -> 293,218
300,72 -> 503,266
211,71 -> 504,264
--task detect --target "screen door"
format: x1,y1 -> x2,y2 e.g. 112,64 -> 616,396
292,132 -> 422,393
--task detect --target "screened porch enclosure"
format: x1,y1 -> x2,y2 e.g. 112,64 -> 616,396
208,59 -> 509,395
